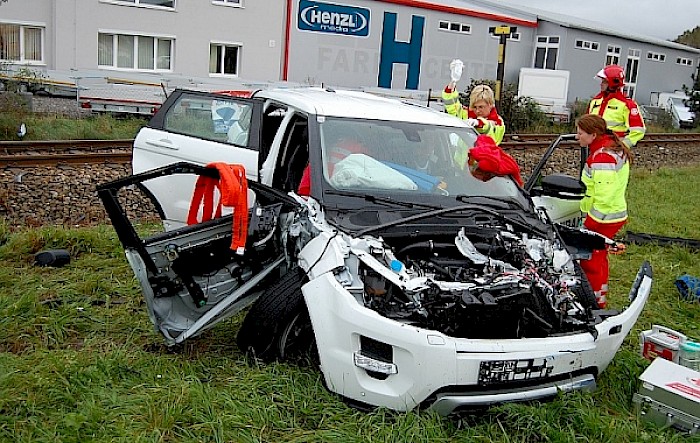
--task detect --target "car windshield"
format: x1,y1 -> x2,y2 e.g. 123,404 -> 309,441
319,117 -> 524,201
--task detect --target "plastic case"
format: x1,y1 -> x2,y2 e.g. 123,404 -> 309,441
633,358 -> 700,435
640,325 -> 686,363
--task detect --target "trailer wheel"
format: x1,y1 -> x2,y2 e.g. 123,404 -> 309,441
236,267 -> 316,363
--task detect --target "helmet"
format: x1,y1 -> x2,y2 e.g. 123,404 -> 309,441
595,65 -> 625,89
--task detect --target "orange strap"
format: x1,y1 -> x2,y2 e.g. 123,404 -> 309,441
187,163 -> 248,253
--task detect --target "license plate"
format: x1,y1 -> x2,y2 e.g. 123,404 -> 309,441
479,357 -> 554,386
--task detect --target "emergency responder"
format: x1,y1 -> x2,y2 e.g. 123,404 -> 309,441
588,64 -> 646,149
575,113 -> 632,309
442,59 -> 506,145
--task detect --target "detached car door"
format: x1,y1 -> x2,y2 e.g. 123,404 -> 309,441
98,162 -> 299,346
133,90 -> 264,230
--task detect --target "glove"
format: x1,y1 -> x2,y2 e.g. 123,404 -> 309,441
449,59 -> 464,83
465,118 -> 479,128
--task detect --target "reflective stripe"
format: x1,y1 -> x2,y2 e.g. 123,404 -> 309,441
443,96 -> 460,106
589,207 -> 627,221
629,126 -> 646,133
589,163 -> 618,171
605,118 -> 626,127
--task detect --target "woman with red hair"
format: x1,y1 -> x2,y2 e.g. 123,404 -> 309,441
575,113 -> 632,308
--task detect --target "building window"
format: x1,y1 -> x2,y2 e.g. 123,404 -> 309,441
105,0 -> 175,7
210,43 -> 240,76
646,51 -> 666,62
574,39 -> 599,51
534,36 -> 559,69
0,23 -> 44,63
606,45 -> 621,65
98,32 -> 173,71
676,57 -> 693,66
212,0 -> 241,5
624,49 -> 640,99
438,20 -> 471,35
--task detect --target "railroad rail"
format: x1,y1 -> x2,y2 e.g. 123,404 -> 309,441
0,139 -> 133,167
1,133 -> 700,167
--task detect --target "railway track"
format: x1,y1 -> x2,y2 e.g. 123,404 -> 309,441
0,139 -> 133,167
1,133 -> 700,167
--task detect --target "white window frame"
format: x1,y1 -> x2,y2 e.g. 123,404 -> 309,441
574,39 -> 599,51
646,51 -> 666,62
209,42 -> 242,77
676,57 -> 693,67
606,44 -> 621,65
624,49 -> 641,99
0,21 -> 45,64
533,35 -> 559,70
438,20 -> 471,35
98,31 -> 174,72
212,0 -> 242,6
100,0 -> 175,9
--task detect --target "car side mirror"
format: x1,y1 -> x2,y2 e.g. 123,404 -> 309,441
539,174 -> 586,200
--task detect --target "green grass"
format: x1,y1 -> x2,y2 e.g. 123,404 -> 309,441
1,167 -> 700,442
0,97 -> 145,141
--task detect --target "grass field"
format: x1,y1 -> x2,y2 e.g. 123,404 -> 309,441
1,166 -> 700,442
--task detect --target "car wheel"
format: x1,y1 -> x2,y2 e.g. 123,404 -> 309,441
573,261 -> 598,310
236,267 -> 316,363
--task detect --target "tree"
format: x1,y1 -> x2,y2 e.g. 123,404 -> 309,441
674,26 -> 700,49
682,67 -> 700,128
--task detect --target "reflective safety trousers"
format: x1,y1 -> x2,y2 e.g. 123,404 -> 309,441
442,88 -> 505,145
580,137 -> 630,224
588,91 -> 646,149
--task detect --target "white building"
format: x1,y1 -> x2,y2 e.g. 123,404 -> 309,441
1,0 -> 698,105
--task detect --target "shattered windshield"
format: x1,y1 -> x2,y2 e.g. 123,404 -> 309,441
319,118 -> 524,203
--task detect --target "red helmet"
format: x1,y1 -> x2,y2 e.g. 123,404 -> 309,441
595,65 -> 625,89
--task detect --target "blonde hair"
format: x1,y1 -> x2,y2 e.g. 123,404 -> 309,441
469,85 -> 495,109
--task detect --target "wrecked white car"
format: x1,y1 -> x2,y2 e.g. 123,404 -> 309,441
98,87 -> 652,415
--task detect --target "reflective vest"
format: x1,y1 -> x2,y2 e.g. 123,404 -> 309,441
580,135 -> 629,224
442,87 -> 505,145
588,91 -> 646,149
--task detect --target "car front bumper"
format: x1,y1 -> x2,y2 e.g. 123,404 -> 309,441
302,262 -> 652,414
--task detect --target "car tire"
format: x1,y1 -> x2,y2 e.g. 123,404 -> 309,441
573,261 -> 598,310
236,267 -> 316,363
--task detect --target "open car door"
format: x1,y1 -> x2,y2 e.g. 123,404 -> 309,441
526,134 -> 588,227
132,90 -> 264,230
98,162 -> 299,346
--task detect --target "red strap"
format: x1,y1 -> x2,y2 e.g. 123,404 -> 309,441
187,163 -> 248,252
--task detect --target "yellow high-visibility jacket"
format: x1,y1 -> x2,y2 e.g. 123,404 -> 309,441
442,87 -> 505,145
588,90 -> 646,149
580,135 -> 630,223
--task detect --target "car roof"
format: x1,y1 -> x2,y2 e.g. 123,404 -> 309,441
256,87 -> 469,127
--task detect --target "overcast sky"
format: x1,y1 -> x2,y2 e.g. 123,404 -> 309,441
496,0 -> 699,41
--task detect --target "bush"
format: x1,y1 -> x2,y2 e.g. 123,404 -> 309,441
458,79 -> 550,133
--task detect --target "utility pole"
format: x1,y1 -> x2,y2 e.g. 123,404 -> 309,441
488,25 -> 517,109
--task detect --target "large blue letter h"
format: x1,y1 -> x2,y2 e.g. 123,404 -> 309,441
378,12 -> 424,90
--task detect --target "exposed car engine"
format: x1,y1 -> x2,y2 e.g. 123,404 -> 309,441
348,224 -> 595,340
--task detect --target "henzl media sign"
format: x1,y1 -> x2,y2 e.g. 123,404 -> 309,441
298,0 -> 370,37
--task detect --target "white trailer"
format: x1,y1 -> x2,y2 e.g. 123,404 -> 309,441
517,68 -> 571,123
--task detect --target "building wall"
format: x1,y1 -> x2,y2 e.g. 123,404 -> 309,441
549,25 -> 699,106
285,0 -> 537,92
1,0 -> 285,82
1,0 -> 697,106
